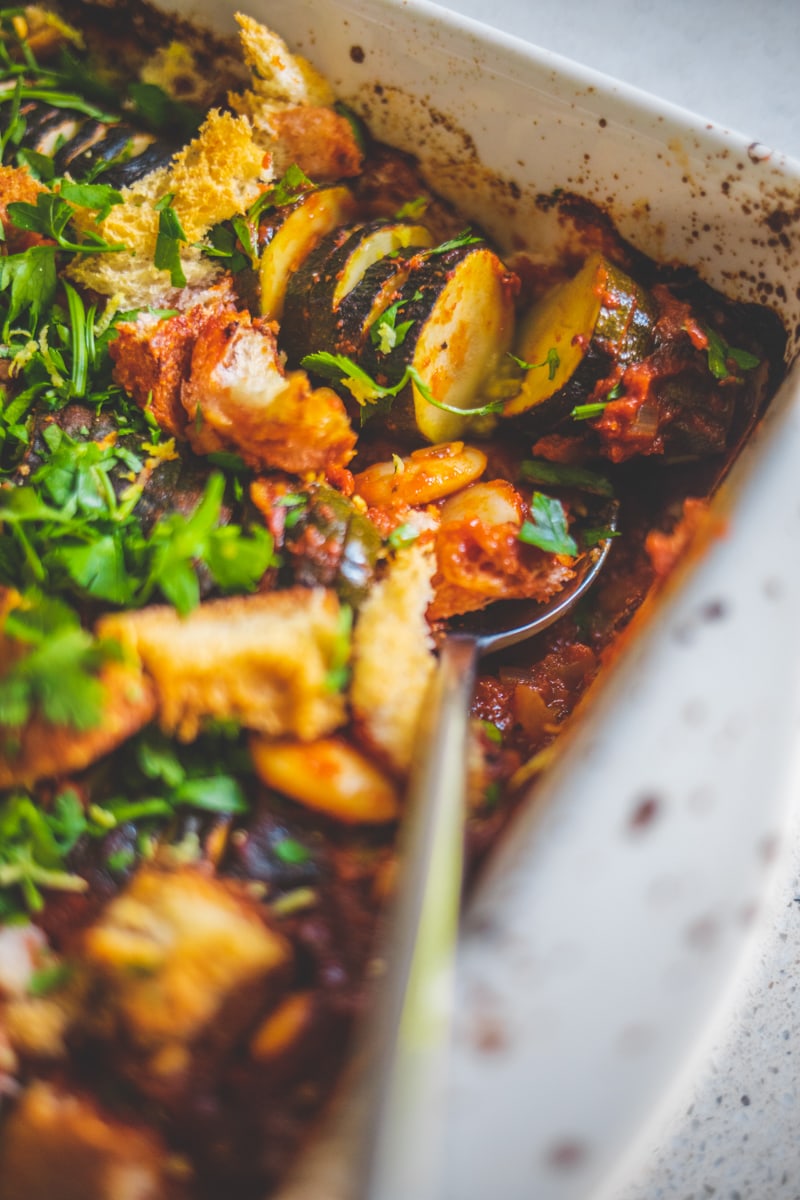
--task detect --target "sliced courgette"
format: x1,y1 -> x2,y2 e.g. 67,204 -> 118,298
281,218 -> 432,364
258,185 -> 358,322
502,252 -> 657,425
361,240 -> 518,443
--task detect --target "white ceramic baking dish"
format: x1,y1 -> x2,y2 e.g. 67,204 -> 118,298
155,0 -> 800,1195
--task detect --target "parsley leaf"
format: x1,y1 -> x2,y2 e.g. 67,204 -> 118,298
518,492 -> 578,557
703,327 -> 760,382
0,790 -> 89,915
0,591 -> 122,733
370,291 -> 421,354
248,164 -> 314,222
0,243 -> 56,332
301,350 -> 503,421
520,457 -> 614,497
508,346 -> 560,381
154,193 -> 188,287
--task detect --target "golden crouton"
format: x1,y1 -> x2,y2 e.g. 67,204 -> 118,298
109,279 -> 239,437
67,110 -> 269,308
0,1080 -> 188,1200
234,13 -> 335,108
350,541 -> 437,774
181,309 -> 357,474
268,105 -> 364,182
97,589 -> 349,743
81,866 -> 290,1097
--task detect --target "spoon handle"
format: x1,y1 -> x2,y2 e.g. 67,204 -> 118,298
356,633 -> 477,1200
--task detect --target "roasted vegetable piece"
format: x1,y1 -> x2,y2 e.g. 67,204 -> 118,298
0,1081 -> 189,1200
15,98 -> 179,185
80,866 -> 291,1101
360,240 -> 519,443
281,218 -> 433,363
250,735 -> 400,824
96,588 -> 349,742
429,479 -> 575,619
353,441 -> 487,507
258,184 -> 358,321
282,484 -> 383,607
502,252 -> 657,427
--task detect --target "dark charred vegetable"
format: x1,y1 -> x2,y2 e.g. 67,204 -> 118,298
282,485 -> 382,607
281,218 -> 433,363
15,99 -> 178,184
502,252 -> 657,430
360,238 -> 519,443
258,185 -> 359,321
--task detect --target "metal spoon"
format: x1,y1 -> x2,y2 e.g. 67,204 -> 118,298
355,525 -> 616,1200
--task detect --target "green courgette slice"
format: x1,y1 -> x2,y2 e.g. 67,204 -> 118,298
362,240 -> 518,443
281,219 -> 433,364
258,185 -> 358,322
502,252 -> 656,424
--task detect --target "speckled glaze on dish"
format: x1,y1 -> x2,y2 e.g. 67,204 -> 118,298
153,0 -> 800,1194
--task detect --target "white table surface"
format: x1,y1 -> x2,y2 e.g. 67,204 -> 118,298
429,1 -> 800,1197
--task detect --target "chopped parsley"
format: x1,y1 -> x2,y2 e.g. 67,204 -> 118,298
301,350 -> 504,422
571,400 -> 609,421
520,457 -> 614,498
0,591 -> 123,734
273,835 -> 312,866
703,327 -> 760,382
369,290 -> 421,354
518,492 -> 578,557
153,193 -> 188,287
508,346 -> 560,381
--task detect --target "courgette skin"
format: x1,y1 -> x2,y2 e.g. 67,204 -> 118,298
16,99 -> 177,184
281,219 -> 432,365
282,485 -> 383,607
359,240 -> 518,444
258,185 -> 358,323
502,253 -> 657,433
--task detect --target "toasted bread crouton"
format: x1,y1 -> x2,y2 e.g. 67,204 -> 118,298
97,589 -> 348,743
67,110 -> 269,308
350,541 -> 437,774
234,13 -> 335,108
181,309 -> 356,473
80,866 -> 290,1099
0,660 -> 156,790
0,1080 -> 188,1200
109,279 -> 238,437
268,105 -> 364,182
428,480 -> 574,620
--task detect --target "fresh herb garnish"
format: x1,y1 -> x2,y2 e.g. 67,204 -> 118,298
326,603 -> 353,692
508,346 -> 560,381
248,163 -> 314,223
0,591 -> 122,733
703,326 -> 760,382
369,290 -> 421,354
0,465 -> 276,615
518,492 -> 578,557
0,789 -> 90,915
273,835 -> 312,865
301,350 -> 503,422
571,400 -> 609,421
7,186 -> 125,252
582,524 -> 621,547
153,193 -> 188,287
520,457 -> 614,497
386,522 -> 419,550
